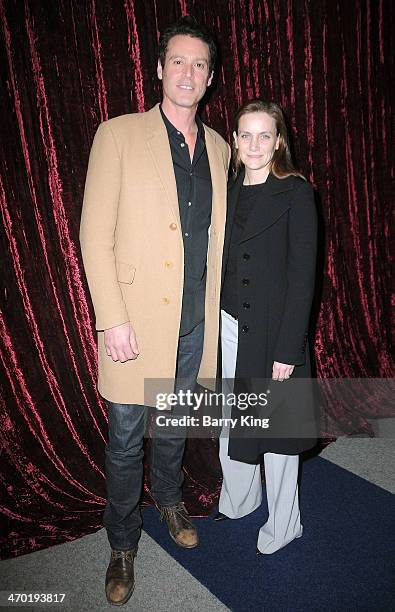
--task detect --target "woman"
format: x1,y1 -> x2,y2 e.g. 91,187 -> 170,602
217,100 -> 318,555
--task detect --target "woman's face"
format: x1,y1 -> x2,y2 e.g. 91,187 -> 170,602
234,111 -> 279,175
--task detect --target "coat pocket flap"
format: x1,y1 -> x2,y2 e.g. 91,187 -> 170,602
116,260 -> 136,284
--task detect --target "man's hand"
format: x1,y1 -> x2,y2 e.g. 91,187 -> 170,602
272,361 -> 295,381
104,322 -> 139,362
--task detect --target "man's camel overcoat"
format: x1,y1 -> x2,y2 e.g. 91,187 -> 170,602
80,104 -> 230,405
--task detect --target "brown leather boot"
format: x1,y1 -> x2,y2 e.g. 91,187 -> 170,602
157,501 -> 198,548
105,546 -> 137,606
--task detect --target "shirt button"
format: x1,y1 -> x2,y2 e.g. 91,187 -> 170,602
188,201 -> 192,207
162,297 -> 170,305
243,253 -> 250,260
241,325 -> 249,333
242,278 -> 250,286
165,261 -> 173,269
242,302 -> 250,309
184,232 -> 189,237
169,223 -> 177,230
177,131 -> 181,135
180,142 -> 185,147
189,172 -> 193,176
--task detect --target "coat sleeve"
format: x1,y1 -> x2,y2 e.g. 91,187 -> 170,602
272,179 -> 317,365
79,121 -> 129,331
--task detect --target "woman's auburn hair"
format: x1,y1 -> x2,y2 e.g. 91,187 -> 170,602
232,99 -> 305,180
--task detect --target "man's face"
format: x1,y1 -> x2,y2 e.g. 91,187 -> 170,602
157,34 -> 213,110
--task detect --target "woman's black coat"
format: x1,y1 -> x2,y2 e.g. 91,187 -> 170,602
222,169 -> 318,461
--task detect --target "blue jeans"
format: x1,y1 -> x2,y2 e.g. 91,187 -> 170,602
103,321 -> 204,550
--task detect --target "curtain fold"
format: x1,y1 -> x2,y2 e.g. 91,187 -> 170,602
0,0 -> 392,558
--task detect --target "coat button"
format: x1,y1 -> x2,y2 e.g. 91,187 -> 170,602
243,253 -> 250,260
169,223 -> 177,230
241,324 -> 249,333
164,261 -> 173,268
162,297 -> 170,304
242,278 -> 250,286
242,302 -> 250,309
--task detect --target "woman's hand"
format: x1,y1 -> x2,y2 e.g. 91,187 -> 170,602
272,361 -> 295,381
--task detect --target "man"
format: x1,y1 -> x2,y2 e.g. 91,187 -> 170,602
80,16 -> 229,606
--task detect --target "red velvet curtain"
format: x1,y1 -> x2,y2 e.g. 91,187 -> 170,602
0,0 -> 392,558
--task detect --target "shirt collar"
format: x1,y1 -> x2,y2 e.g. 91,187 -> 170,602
159,104 -> 205,143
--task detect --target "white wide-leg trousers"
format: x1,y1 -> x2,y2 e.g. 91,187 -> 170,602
218,310 -> 303,554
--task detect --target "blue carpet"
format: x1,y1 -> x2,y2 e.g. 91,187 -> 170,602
143,457 -> 395,611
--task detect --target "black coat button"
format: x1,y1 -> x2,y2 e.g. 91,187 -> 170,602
242,302 -> 250,309
243,253 -> 250,260
241,325 -> 249,333
242,278 -> 250,286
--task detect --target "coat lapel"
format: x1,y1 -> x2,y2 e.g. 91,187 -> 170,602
145,104 -> 227,234
221,171 -> 244,283
240,172 -> 295,243
145,104 -> 180,224
204,126 -> 227,239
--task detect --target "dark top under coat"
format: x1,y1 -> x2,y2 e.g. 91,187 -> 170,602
221,182 -> 268,318
160,106 -> 212,336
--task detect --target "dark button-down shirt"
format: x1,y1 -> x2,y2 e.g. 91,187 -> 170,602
160,106 -> 213,336
221,182 -> 268,318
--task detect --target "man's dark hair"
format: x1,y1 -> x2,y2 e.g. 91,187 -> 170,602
158,15 -> 217,73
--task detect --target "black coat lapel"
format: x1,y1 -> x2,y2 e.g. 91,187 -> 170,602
221,170 -> 298,283
221,171 -> 244,283
240,173 -> 295,243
